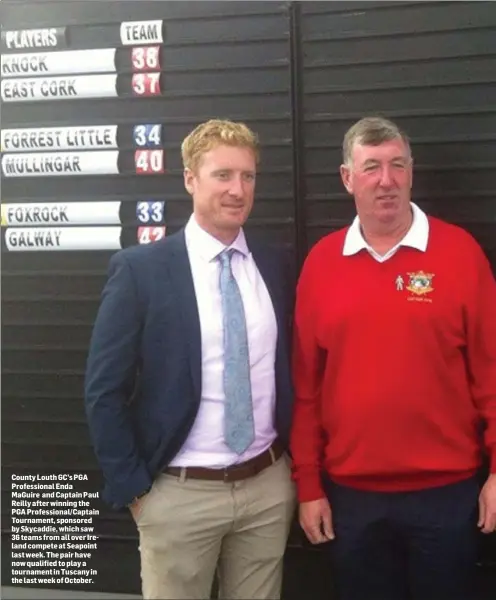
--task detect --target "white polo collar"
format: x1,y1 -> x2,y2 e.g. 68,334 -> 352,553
343,202 -> 429,261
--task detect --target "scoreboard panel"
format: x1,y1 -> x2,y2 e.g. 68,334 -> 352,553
1,149 -> 166,177
133,124 -> 162,147
0,72 -> 168,102
1,126 -> 118,151
134,149 -> 165,174
2,225 -> 166,251
1,45 -> 167,78
2,202 -> 120,226
120,20 -> 164,45
131,46 -> 161,71
1,27 -> 67,51
0,20 -> 166,52
0,17 -> 169,254
1,124 -> 163,151
1,201 -> 166,226
0,199 -> 167,251
1,21 -> 167,104
1,74 -> 118,102
0,17 -> 169,249
136,201 -> 166,224
131,72 -> 161,96
1,151 -> 120,177
1,48 -> 117,77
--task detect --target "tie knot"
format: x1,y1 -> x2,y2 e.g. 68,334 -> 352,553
218,248 -> 236,267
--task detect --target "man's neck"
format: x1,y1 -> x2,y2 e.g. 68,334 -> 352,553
360,210 -> 413,256
193,214 -> 240,246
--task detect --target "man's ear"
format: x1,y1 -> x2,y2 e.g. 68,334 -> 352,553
340,164 -> 353,195
184,168 -> 195,195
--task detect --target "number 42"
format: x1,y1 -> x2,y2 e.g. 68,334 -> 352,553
138,226 -> 165,244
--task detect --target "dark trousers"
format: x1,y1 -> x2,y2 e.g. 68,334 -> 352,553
324,476 -> 480,600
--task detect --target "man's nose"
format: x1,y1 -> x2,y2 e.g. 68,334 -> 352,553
228,176 -> 244,197
379,165 -> 394,187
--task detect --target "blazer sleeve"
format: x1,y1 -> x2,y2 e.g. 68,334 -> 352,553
84,251 -> 152,509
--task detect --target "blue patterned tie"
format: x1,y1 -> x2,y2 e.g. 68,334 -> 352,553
218,249 -> 255,454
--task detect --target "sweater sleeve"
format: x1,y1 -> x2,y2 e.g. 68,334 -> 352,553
464,244 -> 496,472
290,246 -> 327,502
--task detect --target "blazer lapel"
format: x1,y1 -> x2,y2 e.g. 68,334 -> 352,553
161,231 -> 202,398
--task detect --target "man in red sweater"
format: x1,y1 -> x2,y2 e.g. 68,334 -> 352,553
290,116 -> 496,600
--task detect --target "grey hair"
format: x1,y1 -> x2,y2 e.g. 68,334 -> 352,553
342,116 -> 411,166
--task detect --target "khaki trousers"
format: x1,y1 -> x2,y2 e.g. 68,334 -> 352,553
135,453 -> 296,600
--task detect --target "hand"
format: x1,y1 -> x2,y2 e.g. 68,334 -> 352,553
128,494 -> 148,522
299,497 -> 335,544
478,473 -> 496,534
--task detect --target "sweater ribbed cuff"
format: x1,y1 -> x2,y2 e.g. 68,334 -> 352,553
296,472 -> 326,503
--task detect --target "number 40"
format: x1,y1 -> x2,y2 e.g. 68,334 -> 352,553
135,150 -> 164,173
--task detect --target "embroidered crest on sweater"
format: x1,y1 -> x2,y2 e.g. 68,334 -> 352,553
406,271 -> 435,296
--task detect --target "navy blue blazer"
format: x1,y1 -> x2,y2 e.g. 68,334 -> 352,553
84,229 -> 294,509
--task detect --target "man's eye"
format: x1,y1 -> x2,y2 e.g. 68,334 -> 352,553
364,165 -> 378,172
217,172 -> 229,180
243,173 -> 255,182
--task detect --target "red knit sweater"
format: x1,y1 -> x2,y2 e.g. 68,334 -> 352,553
290,217 -> 496,502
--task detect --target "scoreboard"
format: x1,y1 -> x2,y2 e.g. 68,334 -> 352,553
1,126 -> 118,151
0,20 -> 166,102
1,125 -> 165,176
1,49 -> 117,77
1,20 -> 170,252
1,72 -> 165,102
120,20 -> 163,45
2,151 -> 119,176
1,148 -> 165,176
1,46 -> 162,77
1,201 -> 166,251
1,124 -> 162,151
0,20 -> 164,50
1,27 -> 67,50
2,225 -> 166,251
1,201 -> 166,226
